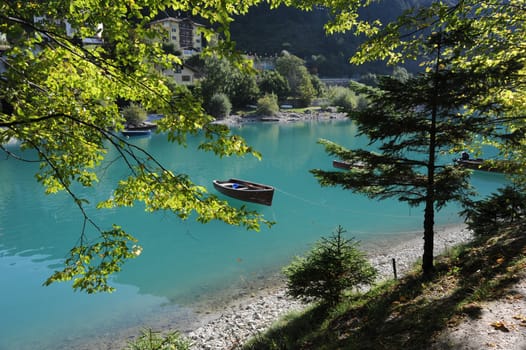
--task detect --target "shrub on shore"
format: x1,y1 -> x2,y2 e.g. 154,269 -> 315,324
124,329 -> 190,350
122,103 -> 147,126
283,225 -> 377,306
256,93 -> 280,116
208,93 -> 232,120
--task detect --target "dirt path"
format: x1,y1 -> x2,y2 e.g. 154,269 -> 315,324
432,275 -> 526,349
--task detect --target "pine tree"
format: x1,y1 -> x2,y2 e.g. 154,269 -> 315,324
311,29 -> 522,275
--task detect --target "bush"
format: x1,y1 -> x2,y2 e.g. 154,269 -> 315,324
461,186 -> 526,235
207,93 -> 232,119
125,329 -> 190,350
283,225 -> 377,306
256,93 -> 279,116
328,86 -> 358,112
257,70 -> 290,100
122,103 -> 147,126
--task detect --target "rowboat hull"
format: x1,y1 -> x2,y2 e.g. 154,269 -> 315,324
213,178 -> 274,206
333,160 -> 351,169
121,129 -> 152,137
454,158 -> 499,172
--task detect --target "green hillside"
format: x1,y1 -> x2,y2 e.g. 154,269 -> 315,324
230,2 -> 437,77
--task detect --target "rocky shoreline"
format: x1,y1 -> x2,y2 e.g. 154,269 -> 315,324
213,109 -> 349,126
186,224 -> 474,350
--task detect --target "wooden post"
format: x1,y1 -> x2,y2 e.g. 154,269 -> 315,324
392,258 -> 398,280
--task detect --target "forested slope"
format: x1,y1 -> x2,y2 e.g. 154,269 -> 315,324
230,1 -> 446,77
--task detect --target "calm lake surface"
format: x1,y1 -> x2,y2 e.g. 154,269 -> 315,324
0,120 -> 506,349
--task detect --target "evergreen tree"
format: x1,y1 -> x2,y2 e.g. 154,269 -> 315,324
311,29 -> 521,275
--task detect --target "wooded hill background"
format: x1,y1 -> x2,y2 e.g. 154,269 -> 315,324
230,1 -> 448,77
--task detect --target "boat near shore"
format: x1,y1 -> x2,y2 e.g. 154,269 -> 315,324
213,178 -> 275,206
121,129 -> 152,137
121,121 -> 157,137
453,157 -> 516,173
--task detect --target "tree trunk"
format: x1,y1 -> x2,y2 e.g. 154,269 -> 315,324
422,199 -> 435,275
422,31 -> 442,276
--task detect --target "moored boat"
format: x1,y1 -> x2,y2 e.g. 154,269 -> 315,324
213,178 -> 274,206
121,129 -> 152,137
453,158 -> 511,173
333,159 -> 351,169
125,121 -> 158,131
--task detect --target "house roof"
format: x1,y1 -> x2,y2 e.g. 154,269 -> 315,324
149,17 -> 205,27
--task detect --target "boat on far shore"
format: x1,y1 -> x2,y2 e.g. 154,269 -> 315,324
213,178 -> 275,206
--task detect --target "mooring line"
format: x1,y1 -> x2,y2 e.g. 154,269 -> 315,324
274,187 -> 418,219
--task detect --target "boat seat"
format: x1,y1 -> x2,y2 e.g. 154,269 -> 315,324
228,183 -> 249,190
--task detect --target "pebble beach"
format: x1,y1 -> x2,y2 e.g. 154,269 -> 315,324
186,224 -> 474,350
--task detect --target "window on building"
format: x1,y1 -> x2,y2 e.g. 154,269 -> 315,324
182,75 -> 191,82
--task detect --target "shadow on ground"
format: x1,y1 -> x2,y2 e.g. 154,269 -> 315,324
242,221 -> 526,350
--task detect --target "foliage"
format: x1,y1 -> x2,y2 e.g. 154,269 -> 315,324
311,25 -> 524,274
0,0 -> 272,292
44,226 -> 139,293
125,329 -> 190,350
257,70 -> 290,101
283,225 -> 377,306
122,103 -> 148,126
275,52 -> 316,106
391,66 -> 411,83
308,0 -> 526,275
200,56 -> 259,110
358,72 -> 379,87
327,86 -> 358,113
230,67 -> 260,108
461,186 -> 526,236
207,93 -> 232,120
309,74 -> 326,97
256,93 -> 279,116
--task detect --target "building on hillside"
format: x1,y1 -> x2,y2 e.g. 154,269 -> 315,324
162,64 -> 201,85
150,17 -> 204,57
33,16 -> 104,45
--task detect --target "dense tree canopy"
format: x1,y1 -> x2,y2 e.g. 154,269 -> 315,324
0,0 -> 278,293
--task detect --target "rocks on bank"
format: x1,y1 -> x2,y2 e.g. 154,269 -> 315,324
213,109 -> 348,126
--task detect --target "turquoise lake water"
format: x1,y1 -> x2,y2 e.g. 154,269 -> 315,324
0,120 -> 507,349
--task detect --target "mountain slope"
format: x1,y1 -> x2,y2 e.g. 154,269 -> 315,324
230,1 -> 439,77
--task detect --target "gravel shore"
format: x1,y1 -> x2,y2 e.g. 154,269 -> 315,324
186,224 -> 474,350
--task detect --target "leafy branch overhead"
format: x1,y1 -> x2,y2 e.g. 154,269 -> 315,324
0,1 -> 273,293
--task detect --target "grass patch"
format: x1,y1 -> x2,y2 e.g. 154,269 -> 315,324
241,221 -> 526,350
